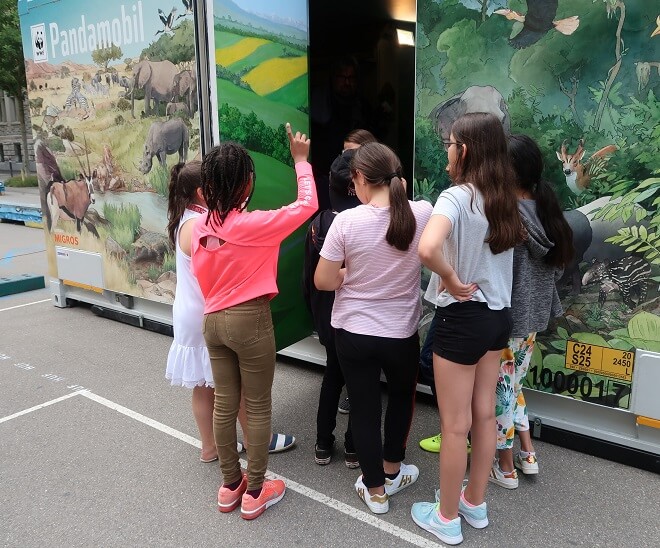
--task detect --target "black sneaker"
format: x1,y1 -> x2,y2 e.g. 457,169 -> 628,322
344,448 -> 360,469
315,444 -> 333,465
338,397 -> 350,414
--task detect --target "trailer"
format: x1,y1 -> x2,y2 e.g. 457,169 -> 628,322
18,0 -> 660,471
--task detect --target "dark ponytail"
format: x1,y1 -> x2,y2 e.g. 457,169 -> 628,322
167,160 -> 202,246
534,179 -> 574,267
352,142 -> 416,251
387,175 -> 416,251
508,134 -> 574,268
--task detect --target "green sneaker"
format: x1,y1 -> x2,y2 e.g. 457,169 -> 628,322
419,433 -> 442,453
419,433 -> 472,454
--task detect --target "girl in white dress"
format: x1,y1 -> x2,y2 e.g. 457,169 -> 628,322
166,161 -> 295,462
166,160 -> 219,462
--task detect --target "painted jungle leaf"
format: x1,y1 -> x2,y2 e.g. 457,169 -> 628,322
542,353 -> 566,373
551,340 -> 568,352
627,312 -> 660,342
531,343 -> 543,369
557,327 -> 569,340
570,333 -> 611,347
608,338 -> 634,351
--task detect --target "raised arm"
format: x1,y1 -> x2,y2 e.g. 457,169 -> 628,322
227,123 -> 318,245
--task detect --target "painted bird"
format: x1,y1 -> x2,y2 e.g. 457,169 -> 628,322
652,16 -> 660,37
177,0 -> 193,19
495,0 -> 579,49
156,8 -> 177,36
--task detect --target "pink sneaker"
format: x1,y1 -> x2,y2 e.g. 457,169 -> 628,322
240,479 -> 286,520
217,474 -> 247,513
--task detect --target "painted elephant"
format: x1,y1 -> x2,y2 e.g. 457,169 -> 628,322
137,118 -> 189,174
430,85 -> 510,141
131,59 -> 179,118
172,69 -> 197,115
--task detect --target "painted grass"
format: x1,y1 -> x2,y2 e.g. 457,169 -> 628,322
217,78 -> 308,133
248,150 -> 297,211
265,74 -> 308,110
243,57 -> 307,96
245,151 -> 313,349
215,37 -> 269,67
214,29 -> 245,49
228,42 -> 288,73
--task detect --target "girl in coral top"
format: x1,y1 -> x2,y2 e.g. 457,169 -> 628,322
191,124 -> 317,520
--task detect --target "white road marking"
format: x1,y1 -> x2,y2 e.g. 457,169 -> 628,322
79,390 -> 202,448
264,472 -> 443,548
0,298 -> 51,313
79,390 -> 442,547
0,392 -> 79,424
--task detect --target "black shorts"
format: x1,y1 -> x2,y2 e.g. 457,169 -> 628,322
432,301 -> 512,366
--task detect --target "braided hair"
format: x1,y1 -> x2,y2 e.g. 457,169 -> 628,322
201,142 -> 255,225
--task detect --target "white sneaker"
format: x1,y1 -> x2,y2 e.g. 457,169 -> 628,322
514,452 -> 539,475
355,476 -> 389,514
488,460 -> 518,489
385,462 -> 419,496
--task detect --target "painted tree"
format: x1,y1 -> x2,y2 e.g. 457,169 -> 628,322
593,0 -> 626,131
0,0 -> 30,176
91,44 -> 123,72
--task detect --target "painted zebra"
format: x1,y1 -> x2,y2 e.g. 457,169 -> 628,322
581,256 -> 652,308
64,77 -> 89,113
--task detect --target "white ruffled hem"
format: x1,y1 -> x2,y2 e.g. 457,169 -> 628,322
166,343 -> 214,389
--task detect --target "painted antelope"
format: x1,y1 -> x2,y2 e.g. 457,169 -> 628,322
581,256 -> 651,309
556,139 -> 617,195
37,138 -> 98,235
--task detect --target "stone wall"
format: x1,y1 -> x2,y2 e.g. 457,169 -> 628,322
0,92 -> 35,172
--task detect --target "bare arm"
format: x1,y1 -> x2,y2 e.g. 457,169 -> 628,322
314,258 -> 345,291
418,215 -> 477,301
178,217 -> 196,256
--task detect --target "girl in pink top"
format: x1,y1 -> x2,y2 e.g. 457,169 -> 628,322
315,143 -> 433,515
191,125 -> 317,520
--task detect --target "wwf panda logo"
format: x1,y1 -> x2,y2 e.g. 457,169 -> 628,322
31,24 -> 47,62
34,30 -> 44,52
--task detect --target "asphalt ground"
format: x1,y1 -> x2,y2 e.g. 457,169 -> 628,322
1,217 -> 660,548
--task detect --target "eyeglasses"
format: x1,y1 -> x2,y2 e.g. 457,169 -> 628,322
442,140 -> 460,151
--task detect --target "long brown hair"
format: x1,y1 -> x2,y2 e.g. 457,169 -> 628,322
351,142 -> 416,251
201,142 -> 255,226
509,134 -> 574,267
167,160 -> 202,246
344,129 -> 377,147
450,113 -> 523,254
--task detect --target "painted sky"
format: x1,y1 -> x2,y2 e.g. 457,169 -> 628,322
20,0 -> 193,65
232,0 -> 307,25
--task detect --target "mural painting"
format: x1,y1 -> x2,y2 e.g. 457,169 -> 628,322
211,0 -> 311,349
20,0 -> 201,305
415,0 -> 660,409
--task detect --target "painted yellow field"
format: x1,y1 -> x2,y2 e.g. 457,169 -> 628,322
243,57 -> 307,95
215,37 -> 269,66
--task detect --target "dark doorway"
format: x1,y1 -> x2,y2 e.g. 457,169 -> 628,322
308,0 -> 416,210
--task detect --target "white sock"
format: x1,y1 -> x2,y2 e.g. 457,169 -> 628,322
519,450 -> 536,458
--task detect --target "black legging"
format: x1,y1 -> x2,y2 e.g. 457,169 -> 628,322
335,328 -> 419,489
316,331 -> 354,451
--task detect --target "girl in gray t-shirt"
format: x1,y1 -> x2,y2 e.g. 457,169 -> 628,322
412,113 -> 524,546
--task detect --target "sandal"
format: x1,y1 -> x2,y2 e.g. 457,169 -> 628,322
268,433 -> 296,453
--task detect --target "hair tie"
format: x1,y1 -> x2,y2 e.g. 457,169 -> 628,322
387,173 -> 399,183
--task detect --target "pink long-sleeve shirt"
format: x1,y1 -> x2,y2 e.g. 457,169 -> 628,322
191,161 -> 318,314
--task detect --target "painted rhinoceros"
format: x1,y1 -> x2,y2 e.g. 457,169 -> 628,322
137,118 -> 189,174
